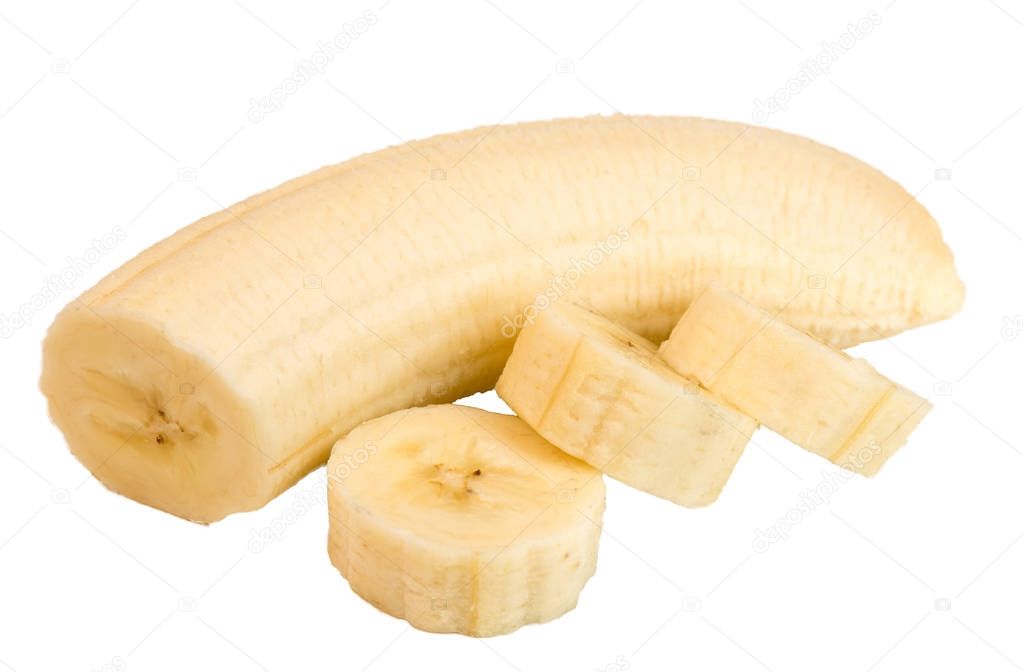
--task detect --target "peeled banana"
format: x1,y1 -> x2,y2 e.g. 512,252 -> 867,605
660,284 -> 931,475
326,405 -> 604,636
40,115 -> 964,521
496,301 -> 756,506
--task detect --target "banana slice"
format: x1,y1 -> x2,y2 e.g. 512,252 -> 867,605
495,301 -> 756,506
327,405 -> 605,637
660,285 -> 931,475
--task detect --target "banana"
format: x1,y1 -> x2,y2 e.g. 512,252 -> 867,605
326,404 -> 604,636
496,301 -> 756,506
660,284 -> 931,475
40,115 -> 964,521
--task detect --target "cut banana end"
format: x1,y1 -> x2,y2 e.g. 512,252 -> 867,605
39,309 -> 268,523
327,405 -> 605,637
660,285 -> 932,476
495,301 -> 757,507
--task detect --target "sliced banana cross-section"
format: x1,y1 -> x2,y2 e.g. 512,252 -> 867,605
327,405 -> 605,637
496,301 -> 757,507
660,284 -> 931,476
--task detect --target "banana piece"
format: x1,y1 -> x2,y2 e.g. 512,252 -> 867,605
40,115 -> 964,521
326,405 -> 604,636
660,284 -> 931,475
496,301 -> 756,506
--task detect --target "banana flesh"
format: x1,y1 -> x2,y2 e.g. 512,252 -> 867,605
326,405 -> 604,636
40,115 -> 963,521
496,301 -> 757,506
660,284 -> 931,475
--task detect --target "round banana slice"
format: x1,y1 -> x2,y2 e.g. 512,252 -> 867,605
495,301 -> 757,507
660,284 -> 931,476
326,404 -> 605,637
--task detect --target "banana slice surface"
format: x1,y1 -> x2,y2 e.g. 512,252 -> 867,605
660,284 -> 931,475
497,301 -> 756,506
327,404 -> 605,637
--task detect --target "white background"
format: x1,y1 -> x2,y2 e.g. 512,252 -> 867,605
1,0 -> 1021,670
